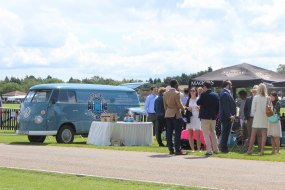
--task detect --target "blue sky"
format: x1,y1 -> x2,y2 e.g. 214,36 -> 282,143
1,0 -> 285,81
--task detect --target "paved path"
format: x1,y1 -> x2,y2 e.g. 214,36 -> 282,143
0,143 -> 284,190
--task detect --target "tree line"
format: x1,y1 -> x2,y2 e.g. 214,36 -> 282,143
0,66 -> 212,95
2,64 -> 285,95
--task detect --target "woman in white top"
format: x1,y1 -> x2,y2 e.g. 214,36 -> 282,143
186,87 -> 202,152
246,83 -> 268,155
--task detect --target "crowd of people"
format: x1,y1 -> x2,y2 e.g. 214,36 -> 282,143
144,79 -> 283,156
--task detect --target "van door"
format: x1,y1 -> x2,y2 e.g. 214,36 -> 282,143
20,89 -> 52,132
56,89 -> 87,133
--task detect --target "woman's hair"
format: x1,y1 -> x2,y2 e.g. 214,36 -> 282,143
158,87 -> 166,95
257,83 -> 268,97
238,90 -> 247,99
270,91 -> 278,102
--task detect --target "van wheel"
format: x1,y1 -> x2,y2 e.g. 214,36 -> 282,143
56,125 -> 74,144
28,135 -> 46,143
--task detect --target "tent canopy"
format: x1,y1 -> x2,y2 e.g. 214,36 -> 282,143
272,81 -> 285,88
189,63 -> 285,88
2,90 -> 26,98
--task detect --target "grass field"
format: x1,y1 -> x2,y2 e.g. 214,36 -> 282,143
2,103 -> 20,109
281,108 -> 285,115
0,167 -> 199,190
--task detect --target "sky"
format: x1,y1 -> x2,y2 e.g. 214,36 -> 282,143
1,0 -> 285,82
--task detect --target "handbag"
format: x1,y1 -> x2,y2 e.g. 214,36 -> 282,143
268,114 -> 279,123
266,97 -> 273,117
185,109 -> 193,123
182,97 -> 193,123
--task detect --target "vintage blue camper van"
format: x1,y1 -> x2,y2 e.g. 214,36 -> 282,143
17,83 -> 140,143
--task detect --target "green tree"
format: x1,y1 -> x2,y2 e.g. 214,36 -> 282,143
277,64 -> 285,75
68,77 -> 81,83
0,82 -> 24,95
10,77 -> 21,84
208,66 -> 213,72
4,76 -> 9,82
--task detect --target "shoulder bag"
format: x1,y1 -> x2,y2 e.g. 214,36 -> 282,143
268,101 -> 279,123
183,97 -> 192,123
266,97 -> 273,117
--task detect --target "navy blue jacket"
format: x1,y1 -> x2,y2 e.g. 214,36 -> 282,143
197,89 -> 219,120
154,95 -> 165,116
219,89 -> 236,122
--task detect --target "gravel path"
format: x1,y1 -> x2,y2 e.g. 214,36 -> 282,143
0,143 -> 284,190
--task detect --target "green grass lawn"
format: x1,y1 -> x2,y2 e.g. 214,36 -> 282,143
281,107 -> 285,115
0,167 -> 199,190
1,130 -> 284,162
2,103 -> 20,109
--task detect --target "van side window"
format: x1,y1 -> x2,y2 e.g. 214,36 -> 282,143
31,90 -> 52,103
67,91 -> 76,103
58,90 -> 77,103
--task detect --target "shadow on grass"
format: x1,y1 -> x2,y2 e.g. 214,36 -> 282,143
8,141 -> 88,146
185,156 -> 209,160
8,142 -> 49,146
149,154 -> 175,158
228,145 -> 275,154
72,142 -> 87,145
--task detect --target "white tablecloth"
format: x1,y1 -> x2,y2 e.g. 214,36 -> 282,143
87,121 -> 153,146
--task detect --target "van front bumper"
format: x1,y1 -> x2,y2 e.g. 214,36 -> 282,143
16,130 -> 57,136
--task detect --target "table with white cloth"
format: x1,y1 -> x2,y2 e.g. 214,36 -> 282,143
87,121 -> 153,146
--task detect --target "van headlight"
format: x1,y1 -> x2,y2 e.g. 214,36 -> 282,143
34,116 -> 43,124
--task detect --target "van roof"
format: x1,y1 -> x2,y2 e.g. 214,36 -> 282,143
30,83 -> 136,92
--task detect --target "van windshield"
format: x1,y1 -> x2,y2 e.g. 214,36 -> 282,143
24,90 -> 52,103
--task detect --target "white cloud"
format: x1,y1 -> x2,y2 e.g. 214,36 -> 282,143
232,33 -> 285,57
177,0 -> 228,9
0,1 -> 285,82
0,7 -> 23,46
244,0 -> 285,28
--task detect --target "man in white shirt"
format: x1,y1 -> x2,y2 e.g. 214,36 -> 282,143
144,86 -> 158,136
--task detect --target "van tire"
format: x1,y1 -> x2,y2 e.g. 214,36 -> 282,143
56,125 -> 74,144
28,135 -> 46,143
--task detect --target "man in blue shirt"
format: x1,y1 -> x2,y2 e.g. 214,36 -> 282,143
145,86 -> 158,136
181,88 -> 189,106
